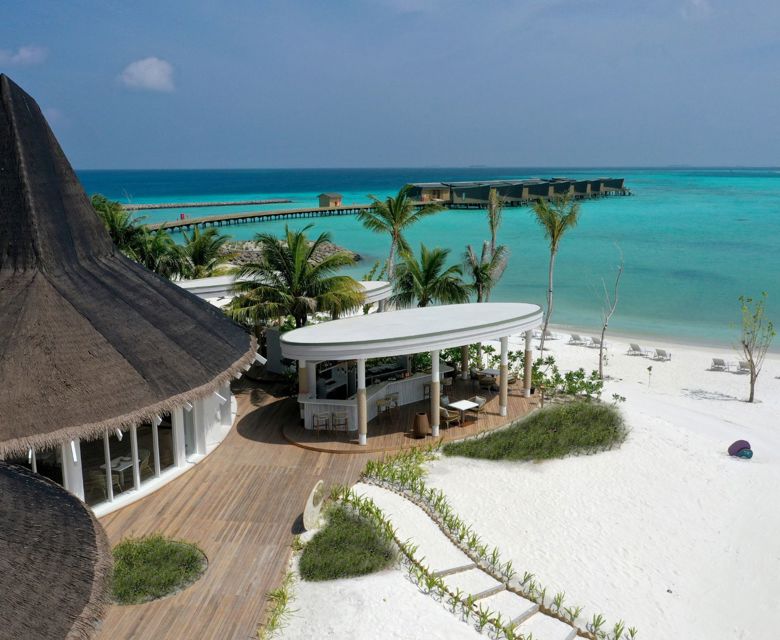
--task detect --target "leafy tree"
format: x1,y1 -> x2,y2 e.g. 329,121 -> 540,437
180,227 -> 232,279
597,246 -> 624,379
464,241 -> 508,303
132,227 -> 186,279
530,194 -> 581,351
737,291 -> 775,403
357,185 -> 444,282
228,224 -> 363,328
392,244 -> 470,308
486,187 -> 503,259
91,194 -> 145,254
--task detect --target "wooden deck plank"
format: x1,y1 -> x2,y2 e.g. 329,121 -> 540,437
97,381 -> 536,640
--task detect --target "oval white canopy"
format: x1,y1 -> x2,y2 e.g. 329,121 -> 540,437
281,302 -> 543,361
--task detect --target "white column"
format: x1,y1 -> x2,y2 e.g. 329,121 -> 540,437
61,440 -> 84,500
499,336 -> 509,417
524,329 -> 533,398
357,358 -> 367,445
378,299 -> 386,312
103,432 -> 114,502
298,360 -> 309,395
430,350 -> 440,436
460,345 -> 470,380
130,426 -> 141,491
152,419 -> 161,477
171,407 -> 186,467
307,364 -> 317,399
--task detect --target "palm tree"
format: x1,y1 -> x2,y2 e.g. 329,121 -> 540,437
180,227 -> 232,279
531,194 -> 581,351
228,225 -> 364,328
357,185 -> 444,282
487,187 -> 503,258
91,194 -> 145,254
464,241 -> 508,303
132,227 -> 186,279
393,244 -> 471,308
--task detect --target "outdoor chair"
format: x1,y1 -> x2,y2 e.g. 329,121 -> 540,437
331,412 -> 349,432
653,348 -> 672,361
467,395 -> 487,420
711,358 -> 729,371
439,406 -> 461,428
439,395 -> 450,407
479,376 -> 497,392
737,361 -> 751,374
588,336 -> 604,349
312,412 -> 330,435
568,334 -> 587,345
387,392 -> 399,409
376,399 -> 390,419
627,343 -> 651,356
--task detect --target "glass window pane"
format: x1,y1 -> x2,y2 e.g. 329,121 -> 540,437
34,445 -> 64,486
107,430 -> 133,495
136,424 -> 155,483
80,435 -> 109,507
158,413 -> 174,472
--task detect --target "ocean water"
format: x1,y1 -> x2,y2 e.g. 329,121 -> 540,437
78,168 -> 780,347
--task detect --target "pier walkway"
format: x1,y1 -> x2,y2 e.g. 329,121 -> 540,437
125,198 -> 291,211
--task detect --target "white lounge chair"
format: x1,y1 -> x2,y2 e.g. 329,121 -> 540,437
626,343 -> 651,356
736,361 -> 751,374
653,348 -> 672,361
568,333 -> 588,345
588,336 -> 605,349
711,358 -> 729,371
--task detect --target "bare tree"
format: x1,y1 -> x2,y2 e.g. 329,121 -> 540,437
597,246 -> 624,379
737,292 -> 775,403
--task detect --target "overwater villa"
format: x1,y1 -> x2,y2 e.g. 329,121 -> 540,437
0,75 -> 255,515
280,303 -> 542,446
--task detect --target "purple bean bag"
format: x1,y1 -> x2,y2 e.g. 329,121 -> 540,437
728,440 -> 751,457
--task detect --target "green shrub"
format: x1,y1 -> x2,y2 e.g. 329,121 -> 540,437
443,401 -> 626,461
298,504 -> 395,581
111,534 -> 206,605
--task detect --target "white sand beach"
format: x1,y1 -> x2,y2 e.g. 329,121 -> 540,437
281,331 -> 780,640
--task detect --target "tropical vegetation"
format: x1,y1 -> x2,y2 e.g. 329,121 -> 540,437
228,224 -> 363,328
392,244 -> 471,308
357,185 -> 444,281
738,291 -> 776,403
298,503 -> 396,581
443,401 -> 626,461
179,226 -> 232,278
530,194 -> 581,351
464,241 -> 508,303
111,534 -> 206,605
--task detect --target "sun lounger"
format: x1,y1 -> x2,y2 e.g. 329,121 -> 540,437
588,336 -> 605,349
626,343 -> 649,356
568,333 -> 588,345
736,361 -> 751,374
653,348 -> 672,361
710,358 -> 729,371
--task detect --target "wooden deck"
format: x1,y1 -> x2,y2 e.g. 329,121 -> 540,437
284,379 -> 537,453
96,381 -> 537,640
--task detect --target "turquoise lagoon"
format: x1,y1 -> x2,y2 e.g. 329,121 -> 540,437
78,168 -> 780,347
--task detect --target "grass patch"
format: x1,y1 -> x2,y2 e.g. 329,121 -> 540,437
111,534 -> 207,605
298,503 -> 396,581
258,571 -> 296,640
443,401 -> 626,461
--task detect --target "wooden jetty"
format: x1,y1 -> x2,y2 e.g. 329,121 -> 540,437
148,203 -> 375,231
147,176 -> 630,232
124,198 -> 292,211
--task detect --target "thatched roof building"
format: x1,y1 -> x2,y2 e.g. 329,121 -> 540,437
0,74 -> 255,459
0,461 -> 111,639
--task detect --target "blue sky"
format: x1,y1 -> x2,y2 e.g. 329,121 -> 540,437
3,0 -> 779,168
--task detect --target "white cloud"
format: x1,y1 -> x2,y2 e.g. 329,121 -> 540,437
0,45 -> 48,66
118,57 -> 175,92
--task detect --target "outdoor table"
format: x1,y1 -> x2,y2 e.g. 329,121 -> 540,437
448,399 -> 479,424
100,448 -> 148,488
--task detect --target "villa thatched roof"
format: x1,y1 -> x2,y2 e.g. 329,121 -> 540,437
0,74 -> 255,457
0,461 -> 112,639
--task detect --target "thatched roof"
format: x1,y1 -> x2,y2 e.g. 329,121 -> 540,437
0,74 -> 255,457
0,461 -> 112,639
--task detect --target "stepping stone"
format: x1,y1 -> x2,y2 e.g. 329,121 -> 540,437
432,562 -> 476,578
442,568 -> 504,600
515,611 -> 578,640
478,589 -> 538,625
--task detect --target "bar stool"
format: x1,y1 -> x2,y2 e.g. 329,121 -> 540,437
331,412 -> 349,432
312,412 -> 330,437
387,392 -> 399,410
376,398 -> 390,419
